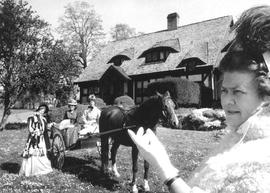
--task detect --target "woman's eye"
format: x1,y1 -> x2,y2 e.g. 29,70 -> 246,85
221,88 -> 227,94
233,90 -> 244,95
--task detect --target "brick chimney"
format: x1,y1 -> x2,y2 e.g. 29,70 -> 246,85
167,13 -> 179,30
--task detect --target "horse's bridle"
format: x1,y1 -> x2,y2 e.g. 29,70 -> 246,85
161,96 -> 174,121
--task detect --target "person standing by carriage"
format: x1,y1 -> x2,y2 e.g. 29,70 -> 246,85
62,98 -> 80,148
20,103 -> 53,176
79,94 -> 101,138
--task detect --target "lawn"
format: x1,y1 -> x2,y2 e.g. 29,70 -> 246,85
0,109 -> 224,193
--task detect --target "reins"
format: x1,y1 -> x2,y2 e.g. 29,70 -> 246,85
86,124 -> 137,138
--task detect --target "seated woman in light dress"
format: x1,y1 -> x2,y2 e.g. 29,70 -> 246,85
61,98 -> 80,148
20,103 -> 53,176
79,94 -> 101,138
128,6 -> 270,193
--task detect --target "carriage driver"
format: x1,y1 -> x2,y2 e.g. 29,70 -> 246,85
79,94 -> 101,138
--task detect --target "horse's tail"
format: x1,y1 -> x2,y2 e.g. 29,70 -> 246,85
99,111 -> 110,174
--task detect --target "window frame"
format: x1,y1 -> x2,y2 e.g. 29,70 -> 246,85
144,48 -> 171,64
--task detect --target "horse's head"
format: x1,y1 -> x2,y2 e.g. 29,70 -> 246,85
157,91 -> 179,128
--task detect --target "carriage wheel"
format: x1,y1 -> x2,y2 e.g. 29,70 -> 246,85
51,131 -> 65,169
96,140 -> 101,156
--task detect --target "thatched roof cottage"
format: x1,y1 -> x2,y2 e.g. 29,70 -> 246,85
75,13 -> 233,105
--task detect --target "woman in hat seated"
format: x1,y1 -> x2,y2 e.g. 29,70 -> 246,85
79,94 -> 101,138
61,98 -> 80,148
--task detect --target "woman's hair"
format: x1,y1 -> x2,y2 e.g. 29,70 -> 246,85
219,51 -> 270,98
37,103 -> 49,114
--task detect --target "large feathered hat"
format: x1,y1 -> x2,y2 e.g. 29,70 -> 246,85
68,98 -> 77,106
231,5 -> 270,66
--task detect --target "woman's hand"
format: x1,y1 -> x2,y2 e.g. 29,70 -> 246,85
128,127 -> 179,181
47,122 -> 55,129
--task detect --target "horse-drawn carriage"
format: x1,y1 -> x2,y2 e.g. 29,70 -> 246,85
46,92 -> 178,193
47,123 -> 102,169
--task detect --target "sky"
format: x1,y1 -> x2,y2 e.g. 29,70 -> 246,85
26,0 -> 270,39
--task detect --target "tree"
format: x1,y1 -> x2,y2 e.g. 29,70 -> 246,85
57,1 -> 105,69
110,23 -> 136,41
110,23 -> 144,41
0,0 -> 50,130
28,41 -> 81,93
20,39 -> 82,108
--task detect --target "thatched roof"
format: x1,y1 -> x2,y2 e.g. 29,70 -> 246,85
76,16 -> 233,83
101,65 -> 131,81
179,42 -> 208,66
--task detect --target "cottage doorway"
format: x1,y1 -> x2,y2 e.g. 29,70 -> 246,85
100,65 -> 131,105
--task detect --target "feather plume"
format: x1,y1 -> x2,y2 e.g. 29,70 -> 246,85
233,5 -> 270,55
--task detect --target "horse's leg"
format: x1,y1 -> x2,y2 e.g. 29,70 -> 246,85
101,135 -> 109,174
131,146 -> 139,193
143,160 -> 150,191
110,141 -> 120,177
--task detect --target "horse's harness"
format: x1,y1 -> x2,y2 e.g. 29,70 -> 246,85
90,106 -> 137,138
89,97 -> 172,138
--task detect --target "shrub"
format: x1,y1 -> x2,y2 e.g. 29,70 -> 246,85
114,95 -> 135,110
95,97 -> 107,109
5,122 -> 27,130
181,108 -> 226,131
147,77 -> 200,107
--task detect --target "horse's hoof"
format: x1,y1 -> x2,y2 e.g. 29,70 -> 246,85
132,184 -> 138,193
111,164 -> 120,178
113,171 -> 120,178
144,179 -> 150,192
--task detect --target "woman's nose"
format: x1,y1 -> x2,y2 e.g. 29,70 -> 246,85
222,93 -> 235,106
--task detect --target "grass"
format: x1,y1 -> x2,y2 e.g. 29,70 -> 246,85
0,108 -> 225,193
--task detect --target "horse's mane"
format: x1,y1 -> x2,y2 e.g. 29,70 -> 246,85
138,95 -> 161,111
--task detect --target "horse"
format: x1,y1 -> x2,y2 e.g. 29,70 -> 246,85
99,91 -> 179,193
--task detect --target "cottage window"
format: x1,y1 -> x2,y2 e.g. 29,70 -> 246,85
189,75 -> 201,82
165,50 -> 170,58
137,81 -> 142,88
83,88 -> 88,95
143,48 -> 175,64
145,53 -> 152,63
160,52 -> 165,60
152,52 -> 158,61
108,55 -> 130,66
81,96 -> 88,104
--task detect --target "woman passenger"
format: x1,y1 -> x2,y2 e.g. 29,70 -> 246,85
62,98 -> 80,148
79,94 -> 101,138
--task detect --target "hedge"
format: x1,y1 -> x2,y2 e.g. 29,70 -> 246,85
114,95 -> 135,110
147,77 -> 200,107
5,122 -> 28,130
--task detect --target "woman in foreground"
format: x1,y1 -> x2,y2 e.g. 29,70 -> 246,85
128,5 -> 270,193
